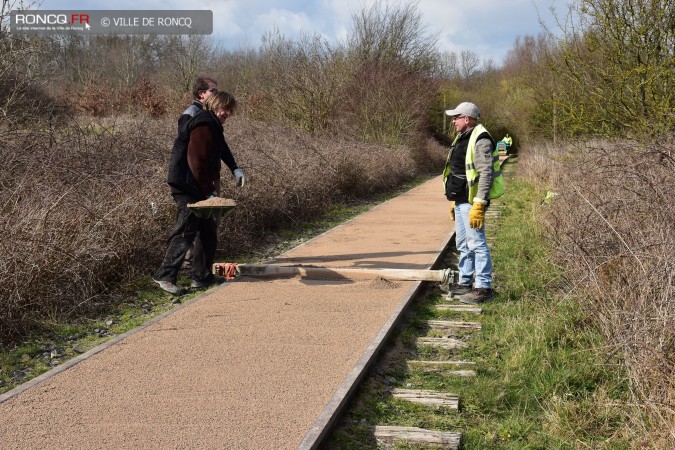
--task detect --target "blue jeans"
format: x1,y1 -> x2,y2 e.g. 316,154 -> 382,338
454,201 -> 493,288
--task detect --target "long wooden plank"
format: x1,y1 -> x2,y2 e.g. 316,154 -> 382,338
407,360 -> 475,366
374,426 -> 461,448
229,264 -> 450,282
408,367 -> 476,377
392,389 -> 459,408
426,320 -> 481,330
435,304 -> 482,314
416,337 -> 468,350
428,369 -> 475,377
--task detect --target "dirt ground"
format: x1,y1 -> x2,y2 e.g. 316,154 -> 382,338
0,176 -> 453,449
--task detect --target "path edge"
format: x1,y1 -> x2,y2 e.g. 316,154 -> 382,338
296,230 -> 455,449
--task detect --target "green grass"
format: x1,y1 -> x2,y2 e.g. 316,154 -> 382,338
0,175 -> 431,395
326,162 -> 632,449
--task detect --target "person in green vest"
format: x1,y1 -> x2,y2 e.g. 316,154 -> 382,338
503,134 -> 513,147
442,102 -> 504,304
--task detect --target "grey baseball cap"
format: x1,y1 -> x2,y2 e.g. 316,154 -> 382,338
445,102 -> 480,119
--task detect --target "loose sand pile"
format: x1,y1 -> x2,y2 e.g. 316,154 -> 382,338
368,277 -> 401,289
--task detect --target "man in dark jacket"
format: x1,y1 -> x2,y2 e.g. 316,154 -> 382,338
178,76 -> 219,271
153,91 -> 245,295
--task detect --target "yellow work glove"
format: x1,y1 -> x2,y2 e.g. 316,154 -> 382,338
449,201 -> 455,221
468,202 -> 486,229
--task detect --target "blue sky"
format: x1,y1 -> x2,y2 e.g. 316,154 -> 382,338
34,0 -> 564,64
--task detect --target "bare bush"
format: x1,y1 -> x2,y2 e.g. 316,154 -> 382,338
519,139 -> 675,446
337,64 -> 437,147
0,117 -> 171,339
158,35 -> 216,95
246,31 -> 350,134
348,0 -> 439,74
412,137 -> 450,174
45,35 -> 213,117
127,75 -> 166,117
74,80 -> 114,117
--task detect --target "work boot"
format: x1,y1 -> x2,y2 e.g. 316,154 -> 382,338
459,288 -> 494,304
441,283 -> 473,299
153,278 -> 181,295
191,274 -> 226,289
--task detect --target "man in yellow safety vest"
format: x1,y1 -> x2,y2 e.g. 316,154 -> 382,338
503,134 -> 513,147
442,102 -> 503,304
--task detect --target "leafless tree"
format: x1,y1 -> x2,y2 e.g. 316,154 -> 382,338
436,50 -> 460,79
459,50 -> 480,79
348,0 -> 439,74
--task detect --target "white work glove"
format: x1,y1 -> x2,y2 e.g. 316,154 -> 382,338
233,168 -> 246,187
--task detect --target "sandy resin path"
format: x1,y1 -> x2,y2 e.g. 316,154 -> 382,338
0,176 -> 454,449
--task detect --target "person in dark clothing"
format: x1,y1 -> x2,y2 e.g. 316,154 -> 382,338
153,91 -> 245,295
178,76 -> 219,271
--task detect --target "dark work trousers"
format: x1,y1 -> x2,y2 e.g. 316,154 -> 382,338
154,193 -> 217,283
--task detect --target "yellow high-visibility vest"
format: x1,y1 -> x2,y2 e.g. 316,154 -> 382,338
443,124 -> 504,204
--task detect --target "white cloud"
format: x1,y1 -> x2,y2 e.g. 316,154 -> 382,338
37,0 -> 562,64
253,9 -> 312,37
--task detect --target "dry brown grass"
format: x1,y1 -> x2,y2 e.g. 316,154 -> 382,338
0,113 -> 445,342
0,116 -> 171,340
519,138 -> 675,447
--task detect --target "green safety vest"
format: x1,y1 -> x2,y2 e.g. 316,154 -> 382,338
443,124 -> 504,204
